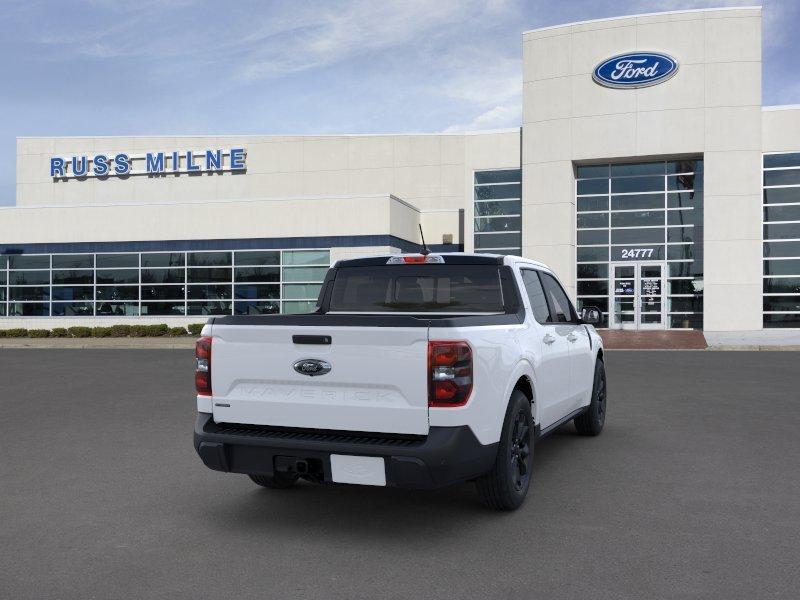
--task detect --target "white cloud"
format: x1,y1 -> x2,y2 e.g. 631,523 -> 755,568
765,79 -> 800,107
443,103 -> 521,132
435,44 -> 522,132
761,0 -> 800,49
235,0 -> 486,81
438,51 -> 521,102
26,0 -> 518,85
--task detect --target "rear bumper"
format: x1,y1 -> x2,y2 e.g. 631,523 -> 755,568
194,413 -> 497,489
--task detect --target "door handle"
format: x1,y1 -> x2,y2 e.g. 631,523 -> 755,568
543,333 -> 556,345
567,332 -> 578,342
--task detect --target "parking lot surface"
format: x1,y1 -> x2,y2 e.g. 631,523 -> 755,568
1,349 -> 798,599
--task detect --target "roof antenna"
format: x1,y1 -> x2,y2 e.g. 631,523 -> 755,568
418,224 -> 430,255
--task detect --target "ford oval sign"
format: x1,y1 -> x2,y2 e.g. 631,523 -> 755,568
293,359 -> 332,377
593,52 -> 678,89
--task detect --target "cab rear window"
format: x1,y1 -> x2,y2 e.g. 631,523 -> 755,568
328,265 -> 505,313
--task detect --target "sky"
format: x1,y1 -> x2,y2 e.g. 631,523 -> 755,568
1,0 -> 798,206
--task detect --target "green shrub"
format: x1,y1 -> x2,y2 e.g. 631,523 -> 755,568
67,326 -> 92,338
4,328 -> 28,337
187,323 -> 204,336
91,327 -> 112,338
167,326 -> 188,337
109,324 -> 132,337
28,329 -> 51,338
50,328 -> 69,338
0,329 -> 6,338
130,325 -> 148,338
146,324 -> 169,337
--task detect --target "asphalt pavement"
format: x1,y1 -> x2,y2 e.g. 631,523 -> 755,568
1,349 -> 798,599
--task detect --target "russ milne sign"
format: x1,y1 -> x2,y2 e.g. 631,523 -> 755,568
593,52 -> 678,89
50,148 -> 246,179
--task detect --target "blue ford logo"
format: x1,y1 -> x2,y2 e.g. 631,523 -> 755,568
593,52 -> 678,89
293,359 -> 331,377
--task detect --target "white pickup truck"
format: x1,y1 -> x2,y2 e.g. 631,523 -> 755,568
193,253 -> 606,510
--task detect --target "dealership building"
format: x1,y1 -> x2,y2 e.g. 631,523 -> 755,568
2,6 -> 799,335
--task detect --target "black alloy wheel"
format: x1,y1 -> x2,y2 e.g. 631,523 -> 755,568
574,358 -> 607,436
510,410 -> 531,492
476,389 -> 534,510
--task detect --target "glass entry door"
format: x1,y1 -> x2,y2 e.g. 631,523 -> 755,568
610,262 -> 666,330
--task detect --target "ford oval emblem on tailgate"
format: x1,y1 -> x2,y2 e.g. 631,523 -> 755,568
293,359 -> 331,377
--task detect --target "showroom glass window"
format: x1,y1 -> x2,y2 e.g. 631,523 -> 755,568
763,153 -> 800,328
0,249 -> 329,317
575,160 -> 704,328
474,169 -> 521,256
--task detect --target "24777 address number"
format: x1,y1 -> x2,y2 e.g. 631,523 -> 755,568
620,248 -> 655,259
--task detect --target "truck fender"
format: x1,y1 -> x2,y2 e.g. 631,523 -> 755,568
502,360 -> 539,426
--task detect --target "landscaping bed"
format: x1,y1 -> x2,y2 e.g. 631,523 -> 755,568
0,324 -> 204,338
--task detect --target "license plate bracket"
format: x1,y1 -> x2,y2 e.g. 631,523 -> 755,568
330,455 -> 386,486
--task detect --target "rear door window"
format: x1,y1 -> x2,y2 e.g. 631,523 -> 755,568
520,270 -> 550,324
539,272 -> 576,323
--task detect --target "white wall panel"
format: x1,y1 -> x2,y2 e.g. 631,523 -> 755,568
522,7 -> 766,333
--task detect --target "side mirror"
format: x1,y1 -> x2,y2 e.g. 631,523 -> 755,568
580,306 -> 602,325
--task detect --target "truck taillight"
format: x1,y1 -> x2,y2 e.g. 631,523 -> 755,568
428,341 -> 472,407
195,336 -> 212,396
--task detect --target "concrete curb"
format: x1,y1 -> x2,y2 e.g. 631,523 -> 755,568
708,345 -> 800,351
0,338 -> 196,349
609,346 -> 800,351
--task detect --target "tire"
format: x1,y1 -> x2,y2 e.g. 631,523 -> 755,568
475,390 -> 533,511
574,358 -> 607,436
248,472 -> 299,489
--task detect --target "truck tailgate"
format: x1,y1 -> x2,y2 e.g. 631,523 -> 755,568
210,324 -> 429,435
